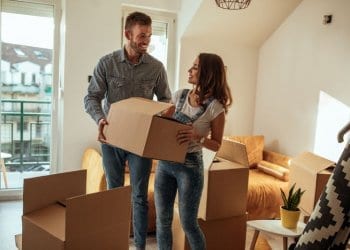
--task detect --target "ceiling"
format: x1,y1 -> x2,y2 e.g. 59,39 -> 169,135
183,0 -> 303,47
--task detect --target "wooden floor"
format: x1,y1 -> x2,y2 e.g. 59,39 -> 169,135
0,200 -> 282,250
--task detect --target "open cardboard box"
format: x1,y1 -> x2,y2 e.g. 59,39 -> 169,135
104,97 -> 191,163
289,151 -> 335,215
22,170 -> 131,250
172,205 -> 247,250
197,139 -> 249,220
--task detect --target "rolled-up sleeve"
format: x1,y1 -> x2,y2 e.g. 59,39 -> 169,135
84,59 -> 107,124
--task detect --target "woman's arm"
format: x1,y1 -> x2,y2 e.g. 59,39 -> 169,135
201,112 -> 225,152
176,112 -> 225,152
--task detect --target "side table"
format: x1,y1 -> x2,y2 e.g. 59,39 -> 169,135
247,219 -> 306,250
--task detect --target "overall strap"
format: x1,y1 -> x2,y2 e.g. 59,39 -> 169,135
190,96 -> 214,122
175,89 -> 190,112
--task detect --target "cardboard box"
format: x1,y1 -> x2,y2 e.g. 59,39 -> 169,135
104,97 -> 191,163
172,206 -> 247,250
197,140 -> 249,220
289,152 -> 335,214
22,170 -> 131,250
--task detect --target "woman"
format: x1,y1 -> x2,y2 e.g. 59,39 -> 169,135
154,53 -> 232,250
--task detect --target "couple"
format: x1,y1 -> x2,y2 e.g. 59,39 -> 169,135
84,11 -> 232,250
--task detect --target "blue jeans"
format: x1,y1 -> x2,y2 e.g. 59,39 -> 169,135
154,151 -> 206,250
101,143 -> 152,248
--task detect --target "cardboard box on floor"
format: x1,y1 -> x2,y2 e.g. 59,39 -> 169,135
289,151 -> 335,215
22,170 -> 131,250
197,139 -> 249,220
172,205 -> 247,250
104,97 -> 191,163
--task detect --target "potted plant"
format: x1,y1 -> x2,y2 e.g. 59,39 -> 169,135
280,183 -> 305,229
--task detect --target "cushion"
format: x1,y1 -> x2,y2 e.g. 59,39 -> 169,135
257,160 -> 290,182
225,135 -> 264,168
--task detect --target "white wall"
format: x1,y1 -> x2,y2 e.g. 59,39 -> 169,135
254,0 -> 350,158
179,37 -> 258,136
59,0 -> 179,171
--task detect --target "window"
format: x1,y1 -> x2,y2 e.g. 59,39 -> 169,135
0,0 -> 58,191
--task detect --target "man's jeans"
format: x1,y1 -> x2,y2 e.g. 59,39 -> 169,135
101,143 -> 152,248
154,152 -> 206,250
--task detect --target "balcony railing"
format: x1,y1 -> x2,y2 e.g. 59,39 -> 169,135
1,99 -> 51,173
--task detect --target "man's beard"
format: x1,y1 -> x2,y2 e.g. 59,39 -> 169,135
130,40 -> 147,54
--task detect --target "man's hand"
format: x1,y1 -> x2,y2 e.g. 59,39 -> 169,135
98,118 -> 108,143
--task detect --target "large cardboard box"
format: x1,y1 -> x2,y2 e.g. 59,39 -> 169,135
22,170 -> 131,250
197,139 -> 249,220
104,97 -> 191,163
172,206 -> 247,250
289,152 -> 335,214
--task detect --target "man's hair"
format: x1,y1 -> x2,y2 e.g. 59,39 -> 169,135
125,11 -> 152,30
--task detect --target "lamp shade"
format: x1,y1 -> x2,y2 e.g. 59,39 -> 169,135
215,0 -> 252,10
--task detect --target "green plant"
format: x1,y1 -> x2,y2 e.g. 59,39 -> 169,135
280,183 -> 305,211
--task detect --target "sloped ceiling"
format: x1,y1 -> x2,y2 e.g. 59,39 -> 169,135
183,0 -> 303,47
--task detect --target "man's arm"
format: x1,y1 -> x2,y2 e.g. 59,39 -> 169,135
154,65 -> 171,103
84,60 -> 107,124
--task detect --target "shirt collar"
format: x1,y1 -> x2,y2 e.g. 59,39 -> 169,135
119,47 -> 150,64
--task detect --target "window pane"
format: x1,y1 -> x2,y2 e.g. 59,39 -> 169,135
1,3 -> 53,189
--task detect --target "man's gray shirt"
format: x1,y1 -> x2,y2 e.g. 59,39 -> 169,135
84,49 -> 171,124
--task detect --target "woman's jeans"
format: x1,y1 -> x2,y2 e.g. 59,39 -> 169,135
101,143 -> 152,249
155,151 -> 206,250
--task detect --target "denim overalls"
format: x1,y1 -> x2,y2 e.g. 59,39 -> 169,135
173,89 -> 213,125
155,89 -> 212,250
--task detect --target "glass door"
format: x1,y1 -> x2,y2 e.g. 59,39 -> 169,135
0,0 -> 54,189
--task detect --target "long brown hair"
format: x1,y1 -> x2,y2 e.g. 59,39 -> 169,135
195,53 -> 232,113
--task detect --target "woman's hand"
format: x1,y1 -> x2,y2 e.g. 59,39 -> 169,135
176,127 -> 200,145
161,105 -> 175,118
97,118 -> 108,143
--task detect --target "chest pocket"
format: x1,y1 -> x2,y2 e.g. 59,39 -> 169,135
133,78 -> 155,99
107,76 -> 130,102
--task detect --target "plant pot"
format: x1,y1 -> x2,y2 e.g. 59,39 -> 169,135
280,206 -> 301,229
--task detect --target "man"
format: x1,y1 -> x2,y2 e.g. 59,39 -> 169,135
84,11 -> 171,250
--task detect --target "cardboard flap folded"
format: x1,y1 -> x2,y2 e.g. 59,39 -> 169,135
291,151 -> 335,174
217,139 -> 249,167
65,186 -> 132,249
23,170 -> 86,214
23,204 -> 66,241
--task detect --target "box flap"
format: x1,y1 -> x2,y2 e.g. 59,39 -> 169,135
199,148 -> 217,219
23,170 -> 86,214
65,186 -> 131,250
23,203 -> 66,241
22,217 -> 64,250
291,152 -> 334,174
217,139 -> 249,167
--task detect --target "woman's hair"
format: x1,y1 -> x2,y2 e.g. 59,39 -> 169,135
125,12 -> 152,31
196,53 -> 233,113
